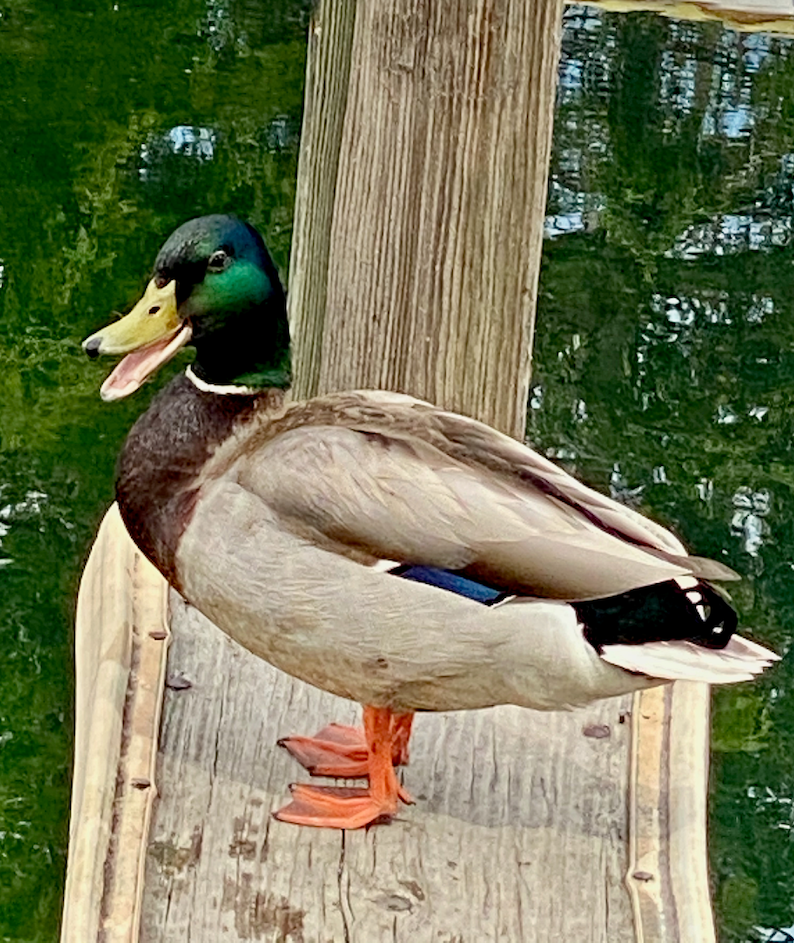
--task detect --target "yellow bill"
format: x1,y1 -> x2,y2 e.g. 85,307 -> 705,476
82,279 -> 192,401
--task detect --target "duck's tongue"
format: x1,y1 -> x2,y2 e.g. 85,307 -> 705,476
100,323 -> 192,402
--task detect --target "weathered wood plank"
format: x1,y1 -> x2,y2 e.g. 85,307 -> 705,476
61,505 -> 169,943
289,0 -> 564,436
628,684 -> 716,943
141,595 -> 637,943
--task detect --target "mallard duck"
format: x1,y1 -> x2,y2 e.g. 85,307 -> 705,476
83,215 -> 778,829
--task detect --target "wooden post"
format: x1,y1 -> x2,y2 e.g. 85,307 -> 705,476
291,0 -> 562,436
287,0 -> 357,402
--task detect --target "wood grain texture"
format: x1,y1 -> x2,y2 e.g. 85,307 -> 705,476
62,505 -> 169,943
626,684 -> 716,943
292,0 -> 564,436
288,0 -> 358,402
141,595 -> 637,943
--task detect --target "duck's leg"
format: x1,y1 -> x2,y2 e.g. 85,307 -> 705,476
278,710 -> 414,777
391,711 -> 413,765
273,706 -> 414,829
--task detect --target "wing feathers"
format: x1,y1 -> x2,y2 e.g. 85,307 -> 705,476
221,390 -> 734,600
234,424 -> 690,599
601,635 -> 778,683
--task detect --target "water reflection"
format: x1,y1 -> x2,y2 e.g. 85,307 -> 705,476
0,489 -> 50,569
609,463 -> 645,505
139,125 -> 218,182
670,215 -> 794,258
758,928 -> 794,943
731,487 -> 771,558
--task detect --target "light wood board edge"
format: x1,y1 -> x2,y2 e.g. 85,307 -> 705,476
571,0 -> 794,33
61,505 -> 170,943
627,682 -> 716,943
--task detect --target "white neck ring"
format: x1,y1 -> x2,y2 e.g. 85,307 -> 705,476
185,365 -> 258,396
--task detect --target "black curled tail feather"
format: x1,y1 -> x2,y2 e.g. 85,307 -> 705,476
575,580 -> 737,653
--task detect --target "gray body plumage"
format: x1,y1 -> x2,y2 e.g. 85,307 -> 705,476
170,388 -> 775,711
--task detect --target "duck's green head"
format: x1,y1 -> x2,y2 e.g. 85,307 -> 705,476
83,215 -> 290,401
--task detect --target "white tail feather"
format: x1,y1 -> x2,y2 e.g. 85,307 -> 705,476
727,635 -> 781,662
601,634 -> 779,685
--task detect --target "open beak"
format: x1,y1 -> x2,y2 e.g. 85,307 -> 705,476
82,279 -> 192,401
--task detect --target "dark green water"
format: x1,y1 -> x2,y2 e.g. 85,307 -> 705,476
1,3 -> 792,940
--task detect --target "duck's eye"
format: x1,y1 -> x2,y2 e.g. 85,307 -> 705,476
207,250 -> 228,272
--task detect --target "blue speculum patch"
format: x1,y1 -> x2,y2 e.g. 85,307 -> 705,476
391,565 -> 508,605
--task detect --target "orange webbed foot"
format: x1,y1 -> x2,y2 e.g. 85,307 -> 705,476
273,783 -> 399,829
278,713 -> 414,778
273,707 -> 415,829
278,723 -> 369,777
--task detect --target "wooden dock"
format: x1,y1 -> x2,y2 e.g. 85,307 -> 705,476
62,507 -> 715,942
